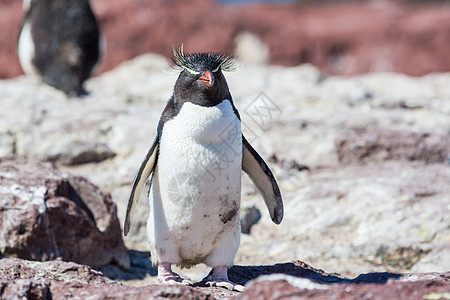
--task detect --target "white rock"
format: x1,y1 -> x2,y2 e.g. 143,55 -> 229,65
249,274 -> 329,290
234,31 -> 270,65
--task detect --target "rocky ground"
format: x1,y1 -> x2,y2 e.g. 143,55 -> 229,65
0,52 -> 449,298
1,258 -> 449,299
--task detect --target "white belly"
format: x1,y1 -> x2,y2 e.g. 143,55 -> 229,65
148,100 -> 242,267
18,21 -> 38,75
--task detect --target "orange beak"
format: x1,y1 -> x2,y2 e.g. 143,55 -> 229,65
199,71 -> 214,87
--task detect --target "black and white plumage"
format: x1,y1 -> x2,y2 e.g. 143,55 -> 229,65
18,0 -> 101,96
124,48 -> 283,291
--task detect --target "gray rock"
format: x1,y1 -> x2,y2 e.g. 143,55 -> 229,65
234,31 -> 270,65
0,129 -> 15,157
37,141 -> 116,165
239,161 -> 450,276
239,271 -> 450,300
0,258 -> 225,300
0,157 -> 130,269
0,258 -> 116,285
240,204 -> 261,234
0,279 -> 50,300
335,129 -> 450,164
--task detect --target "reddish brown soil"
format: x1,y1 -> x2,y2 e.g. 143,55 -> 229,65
2,0 -> 450,78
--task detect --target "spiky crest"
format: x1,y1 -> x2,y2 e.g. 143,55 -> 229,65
172,45 -> 237,75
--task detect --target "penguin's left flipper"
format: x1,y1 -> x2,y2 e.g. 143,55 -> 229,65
242,135 -> 283,224
124,136 -> 159,236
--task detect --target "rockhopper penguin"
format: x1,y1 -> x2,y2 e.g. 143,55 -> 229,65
124,47 -> 283,291
18,0 -> 100,96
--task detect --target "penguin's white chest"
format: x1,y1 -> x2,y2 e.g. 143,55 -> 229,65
157,100 -> 242,214
148,99 -> 242,266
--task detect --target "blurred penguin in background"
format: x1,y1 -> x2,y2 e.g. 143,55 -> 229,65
18,0 -> 101,97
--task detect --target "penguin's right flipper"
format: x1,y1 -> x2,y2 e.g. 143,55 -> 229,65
124,136 -> 159,236
242,135 -> 283,224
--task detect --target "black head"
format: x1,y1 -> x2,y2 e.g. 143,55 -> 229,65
172,46 -> 237,108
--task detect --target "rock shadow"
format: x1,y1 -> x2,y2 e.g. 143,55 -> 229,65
98,250 -> 157,281
99,257 -> 403,285
228,261 -> 402,286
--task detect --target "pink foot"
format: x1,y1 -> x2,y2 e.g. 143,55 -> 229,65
206,265 -> 245,292
158,262 -> 193,286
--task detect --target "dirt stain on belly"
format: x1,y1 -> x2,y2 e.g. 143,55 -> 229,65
220,207 -> 238,224
218,195 -> 239,224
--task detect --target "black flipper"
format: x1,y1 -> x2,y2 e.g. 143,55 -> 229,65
242,135 -> 283,224
124,136 -> 159,236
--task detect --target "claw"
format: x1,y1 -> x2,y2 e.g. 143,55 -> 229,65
161,275 -> 193,286
158,262 -> 193,286
206,279 -> 245,291
205,265 -> 245,292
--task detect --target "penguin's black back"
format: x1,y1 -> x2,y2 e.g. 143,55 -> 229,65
27,0 -> 100,96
